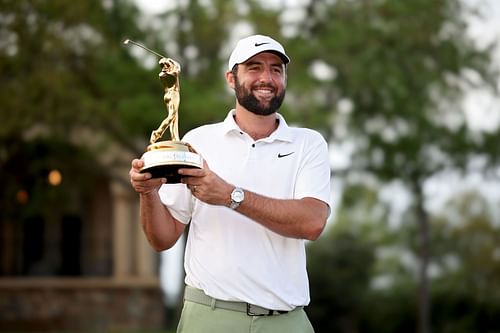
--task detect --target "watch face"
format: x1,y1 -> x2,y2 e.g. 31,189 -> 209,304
232,188 -> 244,202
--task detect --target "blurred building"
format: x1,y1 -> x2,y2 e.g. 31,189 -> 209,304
0,136 -> 165,331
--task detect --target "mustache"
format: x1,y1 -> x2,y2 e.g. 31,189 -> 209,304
252,83 -> 276,91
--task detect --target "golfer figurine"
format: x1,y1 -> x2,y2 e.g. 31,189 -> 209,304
150,57 -> 181,143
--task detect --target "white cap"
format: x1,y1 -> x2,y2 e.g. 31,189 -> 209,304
228,34 -> 290,70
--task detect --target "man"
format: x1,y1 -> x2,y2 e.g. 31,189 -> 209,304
129,34 -> 331,333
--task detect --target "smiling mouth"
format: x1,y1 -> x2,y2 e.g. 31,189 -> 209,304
253,85 -> 276,99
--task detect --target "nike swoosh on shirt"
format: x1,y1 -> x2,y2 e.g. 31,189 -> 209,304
278,152 -> 295,158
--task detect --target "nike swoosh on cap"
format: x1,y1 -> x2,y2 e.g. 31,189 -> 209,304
254,42 -> 270,47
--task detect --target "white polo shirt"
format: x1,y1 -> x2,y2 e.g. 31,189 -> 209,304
159,110 -> 331,311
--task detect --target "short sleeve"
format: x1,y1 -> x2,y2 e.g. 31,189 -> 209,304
294,131 -> 331,210
158,183 -> 194,224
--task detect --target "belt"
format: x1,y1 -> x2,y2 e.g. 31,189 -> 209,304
183,286 -> 302,316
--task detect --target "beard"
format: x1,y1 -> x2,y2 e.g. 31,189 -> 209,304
234,76 -> 285,116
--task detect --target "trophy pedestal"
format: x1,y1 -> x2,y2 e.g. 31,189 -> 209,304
140,141 -> 203,183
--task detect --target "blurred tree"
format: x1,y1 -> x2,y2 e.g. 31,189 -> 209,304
309,182 -> 420,333
0,0 -> 164,277
150,0 -> 237,133
0,0 -> 161,156
430,191 -> 500,332
148,0 -> 288,135
307,220 -> 375,332
285,1 -> 499,332
310,182 -> 500,332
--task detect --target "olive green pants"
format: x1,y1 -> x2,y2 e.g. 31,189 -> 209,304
176,300 -> 315,333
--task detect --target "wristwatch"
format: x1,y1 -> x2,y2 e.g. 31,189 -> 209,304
229,187 -> 245,209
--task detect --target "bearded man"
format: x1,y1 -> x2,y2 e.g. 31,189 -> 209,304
130,34 -> 331,333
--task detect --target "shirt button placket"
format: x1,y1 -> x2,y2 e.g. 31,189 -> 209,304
249,142 -> 257,161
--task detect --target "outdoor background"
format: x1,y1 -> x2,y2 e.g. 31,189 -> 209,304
1,0 -> 500,332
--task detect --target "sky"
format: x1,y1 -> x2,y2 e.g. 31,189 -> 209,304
134,0 -> 500,304
462,0 -> 500,133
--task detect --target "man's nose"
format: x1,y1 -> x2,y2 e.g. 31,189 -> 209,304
258,68 -> 273,82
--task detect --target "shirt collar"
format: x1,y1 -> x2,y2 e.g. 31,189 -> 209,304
222,109 -> 293,142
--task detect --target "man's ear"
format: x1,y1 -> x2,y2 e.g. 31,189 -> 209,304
225,70 -> 235,89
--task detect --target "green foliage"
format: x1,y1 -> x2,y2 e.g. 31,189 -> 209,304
149,0 -> 287,135
309,184 -> 500,332
431,192 -> 500,297
0,0 -> 160,154
152,0 -> 237,133
360,286 -> 417,333
290,2 -> 499,331
287,0 -> 499,181
1,0 -> 497,167
428,192 -> 500,332
307,224 -> 375,332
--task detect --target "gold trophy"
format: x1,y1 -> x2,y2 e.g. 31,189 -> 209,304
124,39 -> 203,182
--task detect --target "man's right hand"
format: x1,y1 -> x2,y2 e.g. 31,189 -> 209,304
129,159 -> 166,195
129,158 -> 183,251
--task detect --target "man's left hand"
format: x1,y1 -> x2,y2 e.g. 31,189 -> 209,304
179,161 -> 233,206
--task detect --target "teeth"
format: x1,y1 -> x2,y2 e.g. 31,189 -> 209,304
255,90 -> 273,98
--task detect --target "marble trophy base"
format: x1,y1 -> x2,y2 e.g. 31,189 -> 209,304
140,141 -> 203,183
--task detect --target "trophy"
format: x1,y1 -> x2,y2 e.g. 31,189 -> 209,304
124,39 -> 203,183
